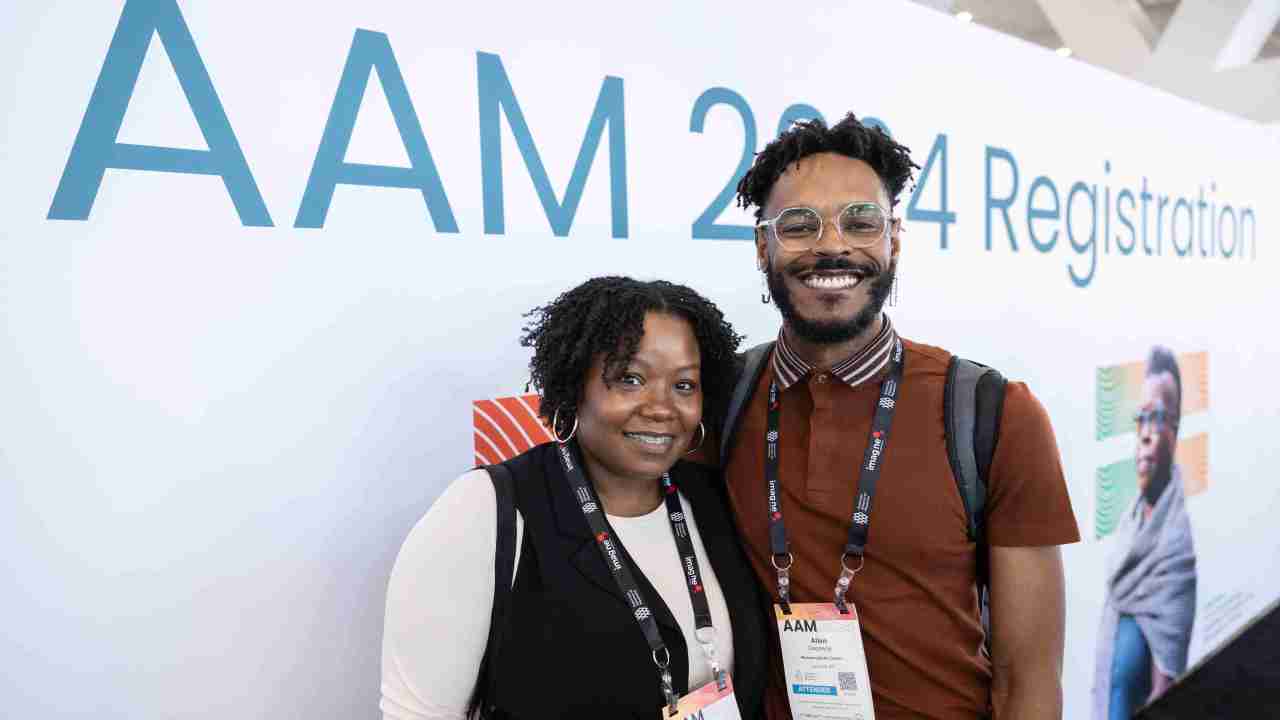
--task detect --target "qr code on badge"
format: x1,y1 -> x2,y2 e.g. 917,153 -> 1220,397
838,672 -> 858,692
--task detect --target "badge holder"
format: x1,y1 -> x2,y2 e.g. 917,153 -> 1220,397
774,554 -> 876,720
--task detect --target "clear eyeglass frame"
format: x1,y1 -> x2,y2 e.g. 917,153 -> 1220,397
755,200 -> 894,252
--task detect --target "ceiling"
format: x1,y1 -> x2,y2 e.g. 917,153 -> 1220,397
912,0 -> 1280,122
950,0 -> 1280,58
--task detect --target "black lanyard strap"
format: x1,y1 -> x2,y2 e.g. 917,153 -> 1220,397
555,440 -> 726,710
662,472 -> 727,689
764,337 -> 905,614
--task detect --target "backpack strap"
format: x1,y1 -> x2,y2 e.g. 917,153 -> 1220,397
720,341 -> 776,466
943,357 -> 1007,653
468,463 -> 517,719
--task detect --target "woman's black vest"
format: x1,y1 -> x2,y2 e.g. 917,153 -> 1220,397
482,443 -> 767,719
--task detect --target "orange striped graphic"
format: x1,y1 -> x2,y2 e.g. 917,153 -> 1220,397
1176,432 -> 1209,496
1179,353 -> 1210,416
473,394 -> 555,465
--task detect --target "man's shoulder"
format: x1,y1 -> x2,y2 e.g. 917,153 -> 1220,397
899,338 -> 955,394
901,337 -> 1037,391
899,339 -> 1054,426
901,336 -> 953,371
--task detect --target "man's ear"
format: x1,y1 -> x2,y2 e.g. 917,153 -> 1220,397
755,229 -> 769,271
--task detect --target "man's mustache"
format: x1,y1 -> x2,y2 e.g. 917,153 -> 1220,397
783,256 -> 882,277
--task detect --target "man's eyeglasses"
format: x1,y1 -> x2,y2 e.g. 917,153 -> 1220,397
1133,408 -> 1175,430
756,201 -> 892,252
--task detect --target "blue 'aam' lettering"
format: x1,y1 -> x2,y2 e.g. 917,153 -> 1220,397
294,30 -> 457,230
51,3 -> 628,236
47,0 -> 271,226
477,52 -> 629,238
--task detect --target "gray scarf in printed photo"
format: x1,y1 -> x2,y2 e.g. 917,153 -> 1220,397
1091,465 -> 1197,719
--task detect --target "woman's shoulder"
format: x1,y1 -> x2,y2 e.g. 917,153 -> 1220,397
423,442 -> 553,521
394,469 -> 496,565
434,467 -> 496,516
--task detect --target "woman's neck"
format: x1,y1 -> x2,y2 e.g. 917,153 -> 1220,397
581,454 -> 663,518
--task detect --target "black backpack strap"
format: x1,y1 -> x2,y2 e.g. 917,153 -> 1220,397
468,463 -> 517,719
720,341 -> 775,466
944,357 -> 1006,652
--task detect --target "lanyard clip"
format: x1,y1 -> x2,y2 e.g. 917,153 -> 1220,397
833,552 -> 864,614
655,648 -> 678,716
772,552 -> 794,614
662,669 -> 678,716
695,628 -> 726,691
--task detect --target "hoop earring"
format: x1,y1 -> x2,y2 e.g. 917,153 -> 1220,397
686,421 -> 706,455
551,406 -> 578,444
760,273 -> 772,305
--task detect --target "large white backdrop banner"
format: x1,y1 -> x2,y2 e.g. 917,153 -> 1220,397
2,1 -> 1277,718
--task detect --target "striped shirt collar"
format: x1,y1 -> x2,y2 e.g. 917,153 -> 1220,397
772,314 -> 898,391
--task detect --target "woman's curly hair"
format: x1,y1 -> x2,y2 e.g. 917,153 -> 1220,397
520,276 -> 743,438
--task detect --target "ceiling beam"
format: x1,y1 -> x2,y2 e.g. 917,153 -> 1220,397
1139,0 -> 1280,122
1216,0 -> 1280,69
1149,0 -> 1277,70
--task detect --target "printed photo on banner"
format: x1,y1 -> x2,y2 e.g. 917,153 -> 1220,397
1092,346 -> 1203,719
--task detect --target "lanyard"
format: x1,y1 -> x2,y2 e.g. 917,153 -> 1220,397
765,337 -> 904,614
555,440 -> 726,714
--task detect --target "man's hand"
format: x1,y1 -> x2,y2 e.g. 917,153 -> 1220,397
989,544 -> 1066,719
1150,666 -> 1174,701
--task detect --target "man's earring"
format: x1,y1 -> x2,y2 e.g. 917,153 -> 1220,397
889,272 -> 899,307
760,272 -> 771,304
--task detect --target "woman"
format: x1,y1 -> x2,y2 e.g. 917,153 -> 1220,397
381,277 -> 768,719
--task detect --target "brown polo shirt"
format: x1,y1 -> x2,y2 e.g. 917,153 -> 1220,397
724,331 -> 1080,719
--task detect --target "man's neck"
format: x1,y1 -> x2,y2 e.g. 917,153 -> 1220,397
783,313 -> 885,371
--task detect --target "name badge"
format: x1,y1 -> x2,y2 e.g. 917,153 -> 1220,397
775,603 -> 875,720
663,672 -> 741,720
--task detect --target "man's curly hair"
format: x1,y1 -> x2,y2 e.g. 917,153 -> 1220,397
520,276 -> 743,437
736,113 -> 919,219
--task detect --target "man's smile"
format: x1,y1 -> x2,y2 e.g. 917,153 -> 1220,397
796,269 -> 866,291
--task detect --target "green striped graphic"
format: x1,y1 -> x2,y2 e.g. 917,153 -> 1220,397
1095,458 -> 1138,539
1096,365 -> 1128,441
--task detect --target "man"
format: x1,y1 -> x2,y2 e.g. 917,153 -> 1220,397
1092,346 -> 1197,720
721,114 -> 1080,719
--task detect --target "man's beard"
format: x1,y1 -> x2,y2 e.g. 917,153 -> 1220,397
767,256 -> 896,345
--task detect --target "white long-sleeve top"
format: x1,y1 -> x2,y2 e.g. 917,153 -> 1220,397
380,469 -> 736,720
